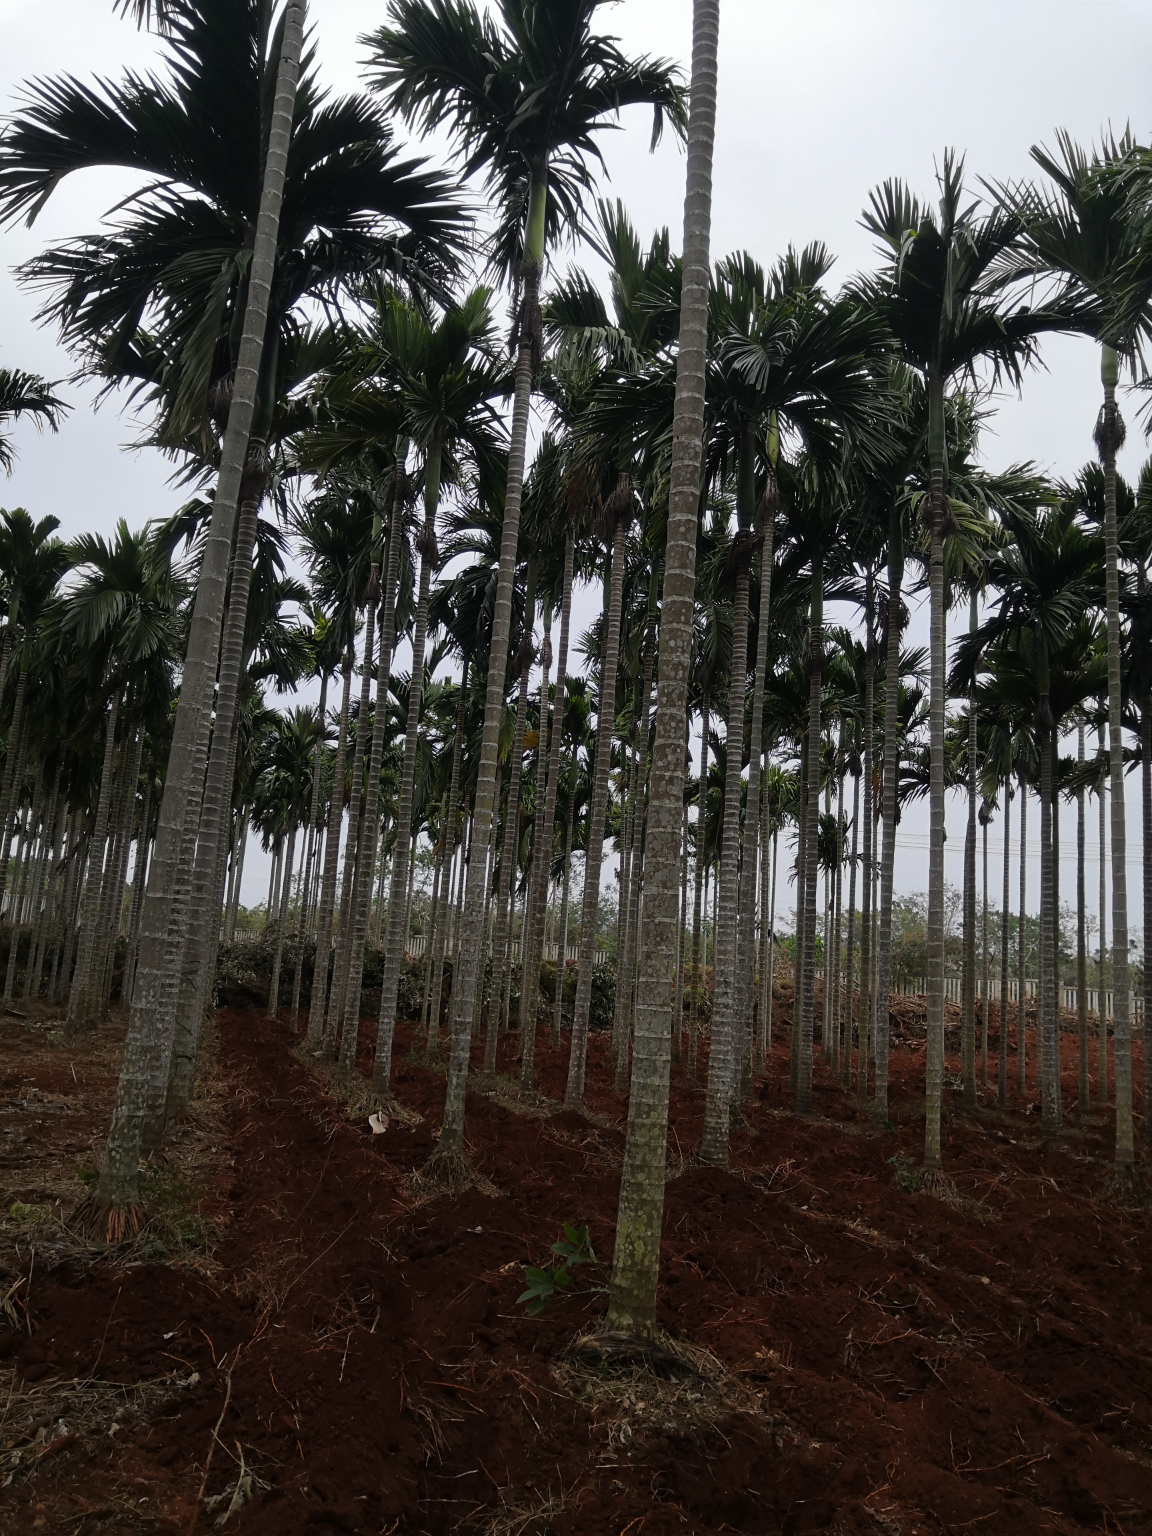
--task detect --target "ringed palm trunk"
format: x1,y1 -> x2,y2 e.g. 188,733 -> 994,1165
701,541 -> 753,1161
288,675 -> 329,1031
1099,346 -> 1134,1175
1018,776 -> 1029,1093
480,591 -> 534,1087
426,663 -> 468,1059
371,447 -> 442,1092
338,451 -> 408,1053
93,0 -> 305,1235
607,0 -> 719,1331
435,186 -> 546,1168
0,668 -> 30,918
1142,692 -> 1152,1141
553,788 -> 576,1044
961,598 -> 979,1110
306,644 -> 354,1045
857,626 -> 875,1111
520,534 -> 574,1086
922,369 -> 948,1182
66,691 -> 120,1037
797,566 -> 824,1115
565,511 -> 629,1108
519,599 -> 554,1064
1037,696 -> 1060,1136
874,513 -> 903,1117
998,775 -> 1011,1108
687,685 -> 709,1082
981,805 -> 990,1086
735,496 -> 776,1092
673,786 -> 689,1061
1096,750 -> 1107,1103
1077,724 -> 1089,1115
842,763 -> 860,1090
267,821 -> 298,1017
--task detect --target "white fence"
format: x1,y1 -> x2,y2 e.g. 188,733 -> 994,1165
880,974 -> 1144,1022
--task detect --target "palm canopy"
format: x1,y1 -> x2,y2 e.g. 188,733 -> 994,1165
996,129 -> 1152,358
0,0 -> 467,445
860,150 -> 1081,429
0,368 -> 68,474
0,507 -> 71,629
364,0 -> 686,275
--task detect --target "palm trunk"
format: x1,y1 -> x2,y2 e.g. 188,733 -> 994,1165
1018,775 -> 1029,1094
427,667 -> 469,1059
1076,725 -> 1089,1115
480,591 -> 534,1086
1038,702 -> 1060,1136
829,740 -> 846,1074
673,791 -> 689,1063
1142,693 -> 1152,1141
764,830 -> 779,1057
980,805 -> 990,1087
306,644 -> 354,1045
922,368 -> 948,1179
998,777 -> 1011,1108
436,211 -> 544,1164
607,0 -> 719,1330
1099,348 -> 1134,1174
615,595 -> 657,1091
961,601 -> 978,1109
66,691 -> 120,1037
553,788 -> 576,1046
267,821 -> 297,1017
842,764 -> 860,1090
95,0 -> 306,1231
874,515 -> 903,1118
521,534 -> 574,1076
565,513 -> 629,1107
797,566 -> 824,1116
857,601 -> 875,1113
735,497 -> 776,1094
687,686 -> 709,1083
371,447 -> 442,1091
0,670 -> 30,918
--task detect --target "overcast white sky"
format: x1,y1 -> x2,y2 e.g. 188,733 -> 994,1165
2,0 -> 1150,942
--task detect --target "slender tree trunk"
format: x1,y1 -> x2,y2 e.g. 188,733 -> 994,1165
842,765 -> 860,1090
961,604 -> 978,1110
798,569 -> 824,1116
0,668 -> 29,919
874,521 -> 903,1118
1019,776 -> 1029,1094
607,0 -> 718,1330
922,372 -> 948,1179
998,777 -> 1011,1108
427,668 -> 468,1059
702,550 -> 752,1160
673,791 -> 689,1063
1142,694 -> 1152,1141
687,687 -> 709,1083
981,805 -> 990,1087
857,611 -> 875,1113
1076,725 -> 1089,1114
553,788 -> 575,1046
1038,708 -> 1060,1136
479,571 -> 535,1085
830,740 -> 845,1074
67,692 -> 120,1037
94,2 -> 306,1232
372,449 -> 444,1091
1099,349 -> 1134,1174
566,514 -> 629,1108
267,821 -> 298,1017
521,534 -> 574,1078
306,645 -> 354,1045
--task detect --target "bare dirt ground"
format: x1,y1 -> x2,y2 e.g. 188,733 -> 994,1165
0,989 -> 1148,1535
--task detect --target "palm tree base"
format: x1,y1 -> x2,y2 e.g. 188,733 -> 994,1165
72,1193 -> 141,1246
570,1330 -> 701,1378
1103,1163 -> 1147,1207
417,1143 -> 472,1191
918,1168 -> 957,1201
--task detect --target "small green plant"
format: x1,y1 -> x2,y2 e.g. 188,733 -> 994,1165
517,1222 -> 601,1316
889,1155 -> 924,1194
8,1201 -> 49,1224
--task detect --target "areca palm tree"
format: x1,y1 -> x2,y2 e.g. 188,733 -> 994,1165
367,0 -> 684,1174
0,369 -> 66,474
1001,131 -> 1152,1178
861,151 -> 1078,1185
606,0 -> 718,1338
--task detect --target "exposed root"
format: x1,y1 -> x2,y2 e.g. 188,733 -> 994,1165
69,1195 -> 141,1247
918,1168 -> 960,1205
1103,1163 -> 1149,1208
413,1144 -> 473,1194
569,1329 -> 705,1381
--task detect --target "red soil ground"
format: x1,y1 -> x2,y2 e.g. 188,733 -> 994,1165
0,997 -> 1149,1535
